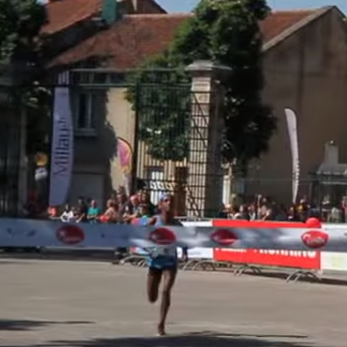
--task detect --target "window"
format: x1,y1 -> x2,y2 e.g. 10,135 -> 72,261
75,91 -> 105,136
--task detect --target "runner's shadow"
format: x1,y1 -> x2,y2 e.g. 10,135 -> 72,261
51,331 -> 312,347
0,319 -> 93,331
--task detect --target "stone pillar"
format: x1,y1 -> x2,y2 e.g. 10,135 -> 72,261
185,60 -> 231,218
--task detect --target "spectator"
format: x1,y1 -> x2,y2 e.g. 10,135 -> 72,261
139,190 -> 156,215
48,206 -> 58,219
248,203 -> 257,220
287,206 -> 299,222
239,204 -> 250,220
262,207 -> 273,221
60,204 -> 75,223
116,187 -> 129,217
101,199 -> 119,223
231,206 -> 242,219
138,203 -> 150,218
76,197 -> 88,223
87,200 -> 101,223
218,203 -> 228,218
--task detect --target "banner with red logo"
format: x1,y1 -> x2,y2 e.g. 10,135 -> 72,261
0,217 -> 345,253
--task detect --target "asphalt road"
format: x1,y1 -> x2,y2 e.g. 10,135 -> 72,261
1,259 -> 346,347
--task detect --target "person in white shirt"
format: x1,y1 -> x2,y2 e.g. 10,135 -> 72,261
60,204 -> 75,223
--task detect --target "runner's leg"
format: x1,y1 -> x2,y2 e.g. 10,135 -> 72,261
158,267 -> 177,335
147,267 -> 162,303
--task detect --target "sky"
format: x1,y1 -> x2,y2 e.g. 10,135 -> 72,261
156,0 -> 347,15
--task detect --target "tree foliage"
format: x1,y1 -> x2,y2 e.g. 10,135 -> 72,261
0,0 -> 46,63
126,53 -> 191,161
0,0 -> 48,155
127,0 -> 277,170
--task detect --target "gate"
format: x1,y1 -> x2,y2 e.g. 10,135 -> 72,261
133,76 -> 219,218
0,76 -> 21,216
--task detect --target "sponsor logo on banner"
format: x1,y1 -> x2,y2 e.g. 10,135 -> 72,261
56,225 -> 85,245
49,72 -> 73,207
301,230 -> 328,249
210,229 -> 238,246
148,228 -> 176,245
213,248 -> 320,270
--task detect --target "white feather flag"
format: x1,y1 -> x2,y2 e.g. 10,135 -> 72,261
285,108 -> 300,204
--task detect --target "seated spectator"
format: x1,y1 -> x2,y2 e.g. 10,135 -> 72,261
87,200 -> 101,223
60,204 -> 75,223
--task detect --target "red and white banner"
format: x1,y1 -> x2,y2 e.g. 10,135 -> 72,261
214,248 -> 320,270
0,216 -> 346,254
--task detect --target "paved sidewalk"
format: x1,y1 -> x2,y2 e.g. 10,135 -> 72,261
0,259 -> 345,347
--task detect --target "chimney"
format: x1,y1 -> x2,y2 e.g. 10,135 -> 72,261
324,140 -> 339,165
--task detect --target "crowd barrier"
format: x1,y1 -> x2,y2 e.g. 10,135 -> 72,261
2,217 -> 347,281
172,221 -> 347,282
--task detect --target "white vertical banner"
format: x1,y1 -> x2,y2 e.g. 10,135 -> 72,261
49,72 -> 73,207
285,108 -> 300,204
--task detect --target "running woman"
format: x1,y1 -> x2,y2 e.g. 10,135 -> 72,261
146,192 -> 187,336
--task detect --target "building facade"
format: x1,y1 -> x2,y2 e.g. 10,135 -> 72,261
42,1 -> 347,207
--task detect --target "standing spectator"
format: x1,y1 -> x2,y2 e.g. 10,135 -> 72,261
129,194 -> 140,215
116,186 -> 129,218
101,199 -> 119,223
139,190 -> 156,215
217,203 -> 228,218
87,200 -> 101,223
328,206 -> 342,223
262,207 -> 273,221
248,203 -> 257,220
123,195 -> 141,223
76,197 -> 88,223
239,204 -> 250,220
60,204 -> 75,223
287,206 -> 299,222
231,206 -> 242,219
48,206 -> 58,219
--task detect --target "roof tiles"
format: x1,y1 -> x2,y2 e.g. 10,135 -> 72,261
48,9 -> 320,68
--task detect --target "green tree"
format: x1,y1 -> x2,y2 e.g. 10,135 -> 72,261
127,53 -> 191,161
0,0 -> 46,63
128,0 -> 276,172
0,0 -> 48,155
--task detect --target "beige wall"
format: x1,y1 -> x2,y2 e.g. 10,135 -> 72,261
251,8 -> 347,203
106,87 -> 187,191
